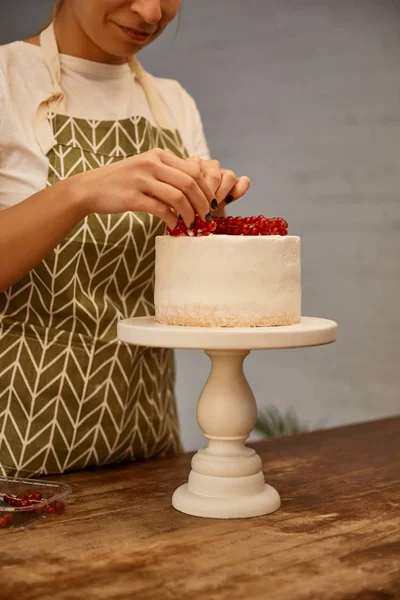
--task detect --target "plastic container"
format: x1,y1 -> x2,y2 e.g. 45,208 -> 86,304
0,476 -> 71,529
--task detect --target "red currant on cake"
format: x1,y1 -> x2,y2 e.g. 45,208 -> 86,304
214,215 -> 288,236
167,215 -> 216,237
166,214 -> 288,237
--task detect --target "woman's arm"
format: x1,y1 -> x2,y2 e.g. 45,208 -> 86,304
0,176 -> 87,292
0,148 -> 216,293
0,148 -> 250,293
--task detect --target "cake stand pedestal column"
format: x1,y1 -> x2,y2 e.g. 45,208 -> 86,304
118,316 -> 337,519
173,348 -> 280,518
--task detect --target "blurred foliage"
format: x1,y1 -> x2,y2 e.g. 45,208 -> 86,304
255,405 -> 309,438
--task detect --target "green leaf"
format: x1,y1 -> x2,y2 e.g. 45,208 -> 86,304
255,405 -> 309,438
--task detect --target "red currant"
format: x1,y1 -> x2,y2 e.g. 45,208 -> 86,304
206,220 -> 217,233
168,215 -> 288,237
278,217 -> 288,228
46,503 -> 57,515
55,501 -> 65,514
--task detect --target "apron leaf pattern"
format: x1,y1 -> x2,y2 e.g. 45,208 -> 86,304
0,113 -> 187,477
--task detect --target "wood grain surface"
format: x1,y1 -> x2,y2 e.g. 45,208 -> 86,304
1,417 -> 399,600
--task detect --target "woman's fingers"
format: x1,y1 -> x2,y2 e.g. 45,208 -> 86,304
153,163 -> 210,224
159,151 -> 215,211
185,156 -> 251,209
214,169 -> 240,204
134,192 -> 178,229
222,176 -> 251,205
143,178 -> 197,227
186,157 -> 222,207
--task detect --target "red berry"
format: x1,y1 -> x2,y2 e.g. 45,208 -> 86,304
0,516 -> 8,529
243,217 -> 252,225
55,501 -> 65,514
166,225 -> 175,236
250,216 -> 258,224
207,220 -> 217,233
216,221 -> 227,233
277,218 -> 288,228
242,224 -> 251,235
233,216 -> 243,226
34,493 -> 43,501
251,226 -> 259,236
46,504 -> 57,515
19,499 -> 31,508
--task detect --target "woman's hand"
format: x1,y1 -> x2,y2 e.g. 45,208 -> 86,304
76,148 -> 216,229
186,156 -> 251,212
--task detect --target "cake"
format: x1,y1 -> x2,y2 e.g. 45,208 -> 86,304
154,216 -> 301,328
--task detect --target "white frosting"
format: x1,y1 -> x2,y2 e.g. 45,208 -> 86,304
155,235 -> 301,327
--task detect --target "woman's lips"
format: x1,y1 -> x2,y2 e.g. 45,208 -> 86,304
117,24 -> 153,43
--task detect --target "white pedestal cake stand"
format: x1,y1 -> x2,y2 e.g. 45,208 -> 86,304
117,316 -> 337,519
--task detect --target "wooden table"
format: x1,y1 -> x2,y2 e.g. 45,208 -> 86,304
1,417 -> 399,600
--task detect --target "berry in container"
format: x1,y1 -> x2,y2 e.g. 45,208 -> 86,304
0,475 -> 71,529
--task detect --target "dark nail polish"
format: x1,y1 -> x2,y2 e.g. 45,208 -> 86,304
178,215 -> 183,221
205,212 -> 213,222
224,194 -> 234,204
211,198 -> 218,210
190,220 -> 196,228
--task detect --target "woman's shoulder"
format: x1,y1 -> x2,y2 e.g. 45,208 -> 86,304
0,41 -> 51,105
0,41 -> 48,90
0,40 -> 43,70
148,73 -> 199,116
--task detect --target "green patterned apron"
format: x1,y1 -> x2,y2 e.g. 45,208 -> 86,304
0,23 -> 186,477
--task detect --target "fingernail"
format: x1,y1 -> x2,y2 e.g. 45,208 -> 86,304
178,215 -> 183,221
224,195 -> 234,204
205,212 -> 212,222
211,198 -> 218,210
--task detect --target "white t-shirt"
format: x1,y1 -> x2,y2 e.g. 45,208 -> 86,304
0,41 -> 210,210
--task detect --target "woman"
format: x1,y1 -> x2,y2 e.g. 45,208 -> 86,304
0,0 -> 250,477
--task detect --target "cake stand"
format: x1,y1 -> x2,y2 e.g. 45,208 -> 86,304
117,316 -> 337,519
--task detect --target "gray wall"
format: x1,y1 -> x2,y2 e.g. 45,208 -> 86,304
2,1 -> 400,451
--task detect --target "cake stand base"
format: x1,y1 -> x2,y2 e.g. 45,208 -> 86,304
172,483 -> 280,519
118,316 -> 337,519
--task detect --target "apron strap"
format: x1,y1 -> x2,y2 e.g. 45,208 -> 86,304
128,56 -> 174,130
34,22 -> 174,156
34,23 -> 66,155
